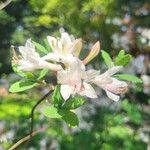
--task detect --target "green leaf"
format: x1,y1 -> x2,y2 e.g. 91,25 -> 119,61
44,38 -> 52,52
12,64 -> 26,77
42,106 -> 62,118
12,64 -> 35,79
117,50 -> 125,58
62,96 -> 85,109
114,74 -> 143,83
101,50 -> 113,68
114,50 -> 132,66
59,110 -> 79,127
33,41 -> 48,55
52,85 -> 64,108
37,69 -> 49,80
9,80 -> 38,93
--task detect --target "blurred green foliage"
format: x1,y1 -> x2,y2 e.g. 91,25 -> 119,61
0,0 -> 149,149
0,95 -> 148,149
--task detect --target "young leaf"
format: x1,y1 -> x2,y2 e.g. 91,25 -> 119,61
9,80 -> 38,93
62,96 -> 85,109
42,106 -> 62,118
117,50 -> 125,58
12,64 -> 26,77
114,74 -> 143,83
114,50 -> 132,66
12,64 -> 35,79
33,41 -> 48,55
52,85 -> 64,108
101,50 -> 113,68
59,110 -> 79,127
37,69 -> 49,80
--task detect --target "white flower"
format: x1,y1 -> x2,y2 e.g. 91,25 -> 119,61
57,58 -> 97,100
12,39 -> 62,71
42,32 -> 82,63
92,66 -> 128,101
43,32 -> 100,66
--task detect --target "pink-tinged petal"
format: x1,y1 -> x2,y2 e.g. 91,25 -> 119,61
71,38 -> 82,56
42,53 -> 60,62
84,69 -> 100,82
41,61 -> 62,71
47,36 -> 57,51
104,78 -> 128,94
79,82 -> 97,98
104,66 -> 123,76
60,84 -> 73,100
25,39 -> 35,49
61,32 -> 72,51
83,41 -> 100,65
105,90 -> 120,101
93,74 -> 112,85
57,70 -> 68,84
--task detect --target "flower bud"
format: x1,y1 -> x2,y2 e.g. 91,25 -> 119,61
83,41 -> 100,65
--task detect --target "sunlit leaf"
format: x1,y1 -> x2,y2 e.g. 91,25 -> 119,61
42,106 -> 62,118
114,50 -> 132,66
62,96 -> 85,109
44,38 -> 52,52
114,74 -> 143,83
9,80 -> 38,93
33,41 -> 48,55
37,69 -> 49,80
101,50 -> 113,68
52,85 -> 64,108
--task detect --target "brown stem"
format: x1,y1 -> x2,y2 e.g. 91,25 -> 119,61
0,0 -> 12,10
30,89 -> 53,137
8,127 -> 47,150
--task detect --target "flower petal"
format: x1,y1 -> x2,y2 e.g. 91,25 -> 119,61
104,78 -> 128,94
83,41 -> 100,65
71,38 -> 82,56
60,84 -> 73,100
104,66 -> 123,76
47,36 -> 57,52
79,82 -> 97,98
42,52 -> 60,62
84,69 -> 100,82
105,90 -> 120,101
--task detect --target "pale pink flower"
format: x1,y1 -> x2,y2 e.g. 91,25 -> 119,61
42,32 -> 82,62
92,66 -> 128,101
12,39 -> 62,71
43,32 -> 100,66
57,58 -> 97,100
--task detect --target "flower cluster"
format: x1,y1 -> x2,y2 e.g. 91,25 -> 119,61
12,32 -> 128,101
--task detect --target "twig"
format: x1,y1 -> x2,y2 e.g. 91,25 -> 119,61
0,0 -> 12,10
30,89 -> 53,137
8,89 -> 53,150
8,127 -> 47,150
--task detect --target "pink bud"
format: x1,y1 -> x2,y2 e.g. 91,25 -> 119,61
83,41 -> 100,65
